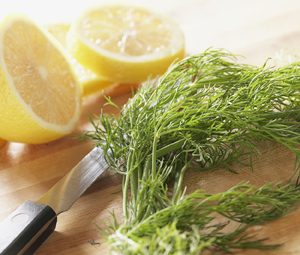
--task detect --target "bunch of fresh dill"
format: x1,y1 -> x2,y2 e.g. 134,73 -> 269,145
79,48 -> 300,254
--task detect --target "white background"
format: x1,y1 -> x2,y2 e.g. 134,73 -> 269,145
2,0 -> 300,66
0,0 -> 192,25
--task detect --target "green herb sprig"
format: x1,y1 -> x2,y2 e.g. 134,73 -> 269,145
103,182 -> 300,254
79,48 -> 300,254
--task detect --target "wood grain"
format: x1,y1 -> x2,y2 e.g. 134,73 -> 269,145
1,0 -> 300,254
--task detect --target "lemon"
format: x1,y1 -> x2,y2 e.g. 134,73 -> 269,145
44,23 -> 118,97
0,14 -> 81,144
44,23 -> 70,48
67,4 -> 185,83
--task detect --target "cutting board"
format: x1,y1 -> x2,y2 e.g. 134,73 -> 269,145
1,0 -> 300,254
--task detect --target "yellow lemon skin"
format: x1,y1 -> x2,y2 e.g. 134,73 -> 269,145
80,76 -> 118,97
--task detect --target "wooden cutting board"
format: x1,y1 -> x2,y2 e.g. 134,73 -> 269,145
2,0 -> 300,254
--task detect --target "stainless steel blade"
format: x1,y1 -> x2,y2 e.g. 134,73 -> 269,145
38,146 -> 109,215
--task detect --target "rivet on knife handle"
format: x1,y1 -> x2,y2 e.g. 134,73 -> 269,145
0,200 -> 57,255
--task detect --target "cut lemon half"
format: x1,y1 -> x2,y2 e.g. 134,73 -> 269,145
0,14 -> 81,144
67,4 -> 185,83
44,23 -> 118,97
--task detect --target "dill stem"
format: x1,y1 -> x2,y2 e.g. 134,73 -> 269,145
172,156 -> 195,204
156,139 -> 185,158
152,131 -> 159,179
136,163 -> 143,214
134,158 -> 152,223
81,49 -> 300,254
123,173 -> 130,220
142,158 -> 151,182
129,159 -> 138,210
124,150 -> 137,221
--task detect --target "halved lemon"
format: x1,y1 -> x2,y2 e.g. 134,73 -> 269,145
44,23 -> 70,48
45,23 -> 118,97
66,4 -> 185,83
0,14 -> 81,144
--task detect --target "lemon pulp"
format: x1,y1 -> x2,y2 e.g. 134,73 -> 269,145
45,23 -> 118,97
4,21 -> 77,125
83,7 -> 173,56
0,14 -> 81,144
67,4 -> 185,83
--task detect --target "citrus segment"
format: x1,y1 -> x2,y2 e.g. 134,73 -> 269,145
0,14 -> 81,144
44,23 -> 70,48
67,4 -> 185,83
44,23 -> 118,97
83,8 -> 173,56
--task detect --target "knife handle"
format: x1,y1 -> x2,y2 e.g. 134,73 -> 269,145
0,200 -> 57,255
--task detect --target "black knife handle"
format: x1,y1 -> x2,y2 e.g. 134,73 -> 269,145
0,200 -> 57,255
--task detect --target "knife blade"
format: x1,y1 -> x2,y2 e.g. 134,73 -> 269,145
0,146 -> 109,255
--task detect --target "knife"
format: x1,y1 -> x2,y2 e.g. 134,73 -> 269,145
0,146 -> 109,255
